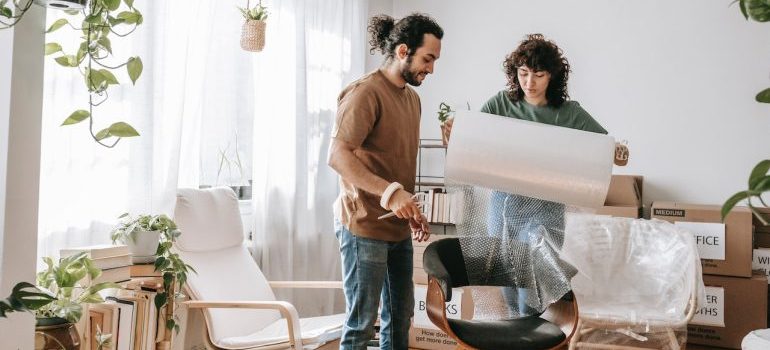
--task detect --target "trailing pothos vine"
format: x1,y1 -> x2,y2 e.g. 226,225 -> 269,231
0,0 -> 33,29
151,216 -> 196,333
45,0 -> 144,148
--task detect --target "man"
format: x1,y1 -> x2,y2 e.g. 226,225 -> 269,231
327,13 -> 443,350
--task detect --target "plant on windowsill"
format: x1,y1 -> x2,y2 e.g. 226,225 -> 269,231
215,133 -> 251,199
1,252 -> 119,349
238,0 -> 268,52
722,1 -> 770,223
110,213 -> 196,335
45,0 -> 144,148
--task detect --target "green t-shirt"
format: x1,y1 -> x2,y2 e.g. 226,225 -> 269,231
480,90 -> 607,134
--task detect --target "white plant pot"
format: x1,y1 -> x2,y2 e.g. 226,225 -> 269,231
128,230 -> 160,264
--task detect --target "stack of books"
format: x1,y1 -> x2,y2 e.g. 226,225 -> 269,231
60,244 -> 132,284
90,277 -> 166,350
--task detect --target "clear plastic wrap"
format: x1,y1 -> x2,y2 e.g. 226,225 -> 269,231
560,214 -> 705,349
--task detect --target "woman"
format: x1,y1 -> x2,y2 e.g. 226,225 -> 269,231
444,33 -> 614,317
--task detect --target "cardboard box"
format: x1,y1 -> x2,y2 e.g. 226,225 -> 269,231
687,273 -> 767,349
652,202 -> 753,277
409,285 -> 474,350
756,231 -> 770,249
753,207 -> 770,233
596,175 -> 643,218
753,248 -> 770,284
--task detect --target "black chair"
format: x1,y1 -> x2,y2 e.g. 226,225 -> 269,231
423,238 -> 578,350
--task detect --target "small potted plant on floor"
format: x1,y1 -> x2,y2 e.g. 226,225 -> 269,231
239,0 -> 268,52
111,213 -> 176,263
1,252 -> 119,349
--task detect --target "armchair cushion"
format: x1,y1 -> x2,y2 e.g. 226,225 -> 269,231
175,187 -> 244,252
219,313 -> 345,349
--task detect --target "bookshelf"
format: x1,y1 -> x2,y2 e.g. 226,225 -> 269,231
416,138 -> 455,234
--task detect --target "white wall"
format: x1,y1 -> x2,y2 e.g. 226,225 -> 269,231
0,5 -> 45,348
386,0 -> 770,208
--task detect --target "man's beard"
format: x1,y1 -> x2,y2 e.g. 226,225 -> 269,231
400,55 -> 422,86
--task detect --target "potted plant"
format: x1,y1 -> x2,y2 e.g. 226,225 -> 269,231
111,213 -> 175,263
111,213 -> 195,338
1,253 -> 119,349
238,0 -> 268,52
437,102 -> 454,146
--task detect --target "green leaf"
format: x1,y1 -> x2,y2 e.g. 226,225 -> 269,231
64,9 -> 80,16
739,0 -> 749,19
116,10 -> 141,24
124,0 -> 134,8
54,55 -> 78,67
749,159 -> 770,188
108,122 -> 140,137
97,36 -> 112,54
84,14 -> 103,24
103,0 -> 120,11
753,176 -> 770,193
127,57 -> 143,85
166,319 -> 175,331
61,110 -> 90,126
46,18 -> 69,33
44,43 -> 62,56
756,87 -> 770,103
95,127 -> 111,141
154,293 -> 167,309
0,6 -> 12,18
722,190 -> 751,221
98,69 -> 119,85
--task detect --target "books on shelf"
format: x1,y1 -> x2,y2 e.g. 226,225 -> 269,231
60,244 -> 129,260
418,188 -> 461,224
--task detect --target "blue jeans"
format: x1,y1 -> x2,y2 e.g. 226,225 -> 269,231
335,221 -> 414,350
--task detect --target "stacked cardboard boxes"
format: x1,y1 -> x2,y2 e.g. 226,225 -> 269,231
652,202 -> 767,349
410,235 -> 474,350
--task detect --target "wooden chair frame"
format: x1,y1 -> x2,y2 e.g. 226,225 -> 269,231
567,276 -> 698,350
184,281 -> 343,350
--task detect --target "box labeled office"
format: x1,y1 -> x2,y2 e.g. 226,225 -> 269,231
652,202 -> 753,277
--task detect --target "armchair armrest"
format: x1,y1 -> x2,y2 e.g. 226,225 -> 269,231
185,300 -> 303,348
268,281 -> 343,289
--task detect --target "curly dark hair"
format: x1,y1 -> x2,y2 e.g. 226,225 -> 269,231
504,34 -> 571,107
367,13 -> 443,58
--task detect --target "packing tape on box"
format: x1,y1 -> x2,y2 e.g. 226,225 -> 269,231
445,110 -> 615,208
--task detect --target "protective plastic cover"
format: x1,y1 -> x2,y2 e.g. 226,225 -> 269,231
560,214 -> 705,326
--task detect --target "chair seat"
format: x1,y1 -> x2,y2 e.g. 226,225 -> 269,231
448,316 -> 565,350
217,313 -> 346,349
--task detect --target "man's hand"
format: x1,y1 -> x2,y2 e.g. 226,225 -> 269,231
388,189 -> 422,220
410,215 -> 431,242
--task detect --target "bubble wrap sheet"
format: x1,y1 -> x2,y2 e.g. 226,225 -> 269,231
448,184 -> 581,318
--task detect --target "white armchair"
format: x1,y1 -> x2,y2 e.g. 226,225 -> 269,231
173,187 -> 344,349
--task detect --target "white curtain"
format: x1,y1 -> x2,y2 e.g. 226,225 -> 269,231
251,0 -> 366,316
37,0 -> 248,258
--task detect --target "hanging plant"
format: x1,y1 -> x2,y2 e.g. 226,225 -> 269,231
45,0 -> 144,148
238,0 -> 268,52
0,0 -> 33,29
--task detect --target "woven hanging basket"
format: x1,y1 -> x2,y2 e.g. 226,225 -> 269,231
241,20 -> 267,52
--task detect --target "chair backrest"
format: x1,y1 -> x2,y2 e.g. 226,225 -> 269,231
423,238 -> 469,300
174,187 -> 281,343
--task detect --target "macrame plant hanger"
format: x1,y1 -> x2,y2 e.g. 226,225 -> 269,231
240,0 -> 267,52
